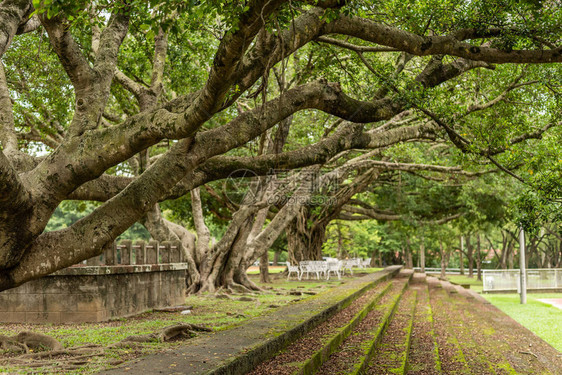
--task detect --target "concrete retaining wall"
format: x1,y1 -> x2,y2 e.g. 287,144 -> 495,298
0,240 -> 188,324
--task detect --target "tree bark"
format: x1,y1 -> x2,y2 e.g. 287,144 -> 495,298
476,233 -> 482,281
466,234 -> 474,277
459,236 -> 465,275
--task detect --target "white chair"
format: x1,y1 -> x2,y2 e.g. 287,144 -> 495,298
342,259 -> 355,275
287,262 -> 301,280
326,261 -> 342,280
299,260 -> 326,280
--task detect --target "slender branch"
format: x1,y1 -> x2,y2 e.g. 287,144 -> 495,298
317,36 -> 399,53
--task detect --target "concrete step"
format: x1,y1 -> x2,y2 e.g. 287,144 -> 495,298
410,272 -> 427,284
406,284 -> 441,374
426,276 -> 442,289
452,290 -> 561,374
397,268 -> 415,279
365,288 -> 417,374
428,287 -> 473,374
103,266 -> 403,375
443,286 -> 517,374
431,287 -> 496,373
315,277 -> 410,375
264,280 -> 394,375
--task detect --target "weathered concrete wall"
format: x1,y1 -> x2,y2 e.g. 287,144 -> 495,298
0,240 -> 188,324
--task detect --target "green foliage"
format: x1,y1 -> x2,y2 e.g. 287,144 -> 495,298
45,201 -> 150,240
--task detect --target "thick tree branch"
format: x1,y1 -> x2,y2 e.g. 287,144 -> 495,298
326,16 -> 562,64
40,14 -> 94,99
0,0 -> 33,58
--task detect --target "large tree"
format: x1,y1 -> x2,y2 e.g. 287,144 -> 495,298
1,0 -> 562,292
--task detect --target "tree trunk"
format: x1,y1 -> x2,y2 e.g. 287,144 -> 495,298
286,212 -> 325,263
476,233 -> 482,281
420,236 -> 425,273
273,251 -> 279,266
466,234 -> 474,277
405,238 -> 413,269
259,251 -> 270,283
459,236 -> 465,275
508,241 -> 515,269
439,240 -> 450,279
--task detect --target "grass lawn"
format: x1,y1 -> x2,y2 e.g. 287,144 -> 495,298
247,266 -> 383,275
482,293 -> 562,353
246,265 -> 286,274
0,272 -> 365,374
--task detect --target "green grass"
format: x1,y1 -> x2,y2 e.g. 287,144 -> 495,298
446,275 -> 483,293
482,293 -> 562,352
246,266 -> 383,275
247,266 -> 286,275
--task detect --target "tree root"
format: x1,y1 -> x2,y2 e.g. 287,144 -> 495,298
0,332 -> 63,354
118,323 -> 211,344
0,324 -> 211,369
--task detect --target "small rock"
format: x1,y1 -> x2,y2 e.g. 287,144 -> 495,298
181,310 -> 192,315
289,291 -> 302,296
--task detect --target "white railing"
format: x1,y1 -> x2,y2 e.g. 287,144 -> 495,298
413,267 -> 463,275
483,269 -> 562,292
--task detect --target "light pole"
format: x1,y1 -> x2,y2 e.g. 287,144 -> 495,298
519,226 -> 527,305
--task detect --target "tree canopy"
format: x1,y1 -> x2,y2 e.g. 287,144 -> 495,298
2,0 -> 562,292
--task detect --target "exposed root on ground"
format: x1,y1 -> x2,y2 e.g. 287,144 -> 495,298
0,324 -> 212,369
118,323 -> 212,344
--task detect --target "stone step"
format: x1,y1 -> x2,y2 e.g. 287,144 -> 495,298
365,288 -> 417,374
397,269 -> 415,279
452,290 -> 561,374
442,286 -> 518,374
294,282 -> 393,375
428,287 -> 473,374
410,272 -> 427,284
315,276 -> 411,375
406,284 -> 441,374
247,280 -> 393,375
431,287 -> 497,373
103,266 -> 403,375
